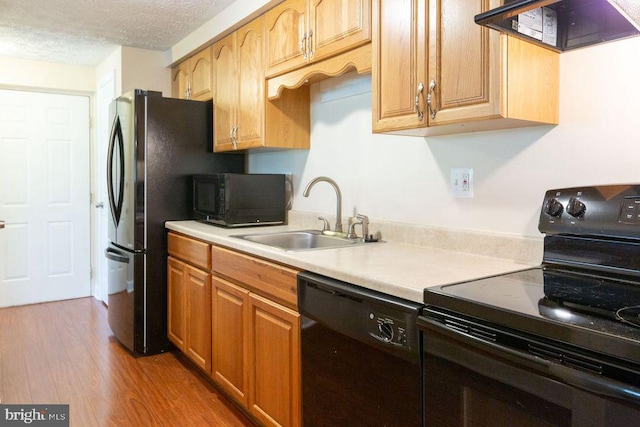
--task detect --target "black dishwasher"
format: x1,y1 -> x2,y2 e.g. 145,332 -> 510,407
298,272 -> 423,427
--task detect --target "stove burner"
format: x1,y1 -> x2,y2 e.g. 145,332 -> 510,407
616,306 -> 640,328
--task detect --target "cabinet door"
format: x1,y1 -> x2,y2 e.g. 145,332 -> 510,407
211,276 -> 250,407
371,0 -> 428,132
427,0 -> 500,125
265,0 -> 309,78
309,0 -> 371,63
171,62 -> 190,99
212,33 -> 238,151
236,17 -> 265,149
189,47 -> 213,101
167,256 -> 186,350
248,293 -> 301,427
185,264 -> 211,373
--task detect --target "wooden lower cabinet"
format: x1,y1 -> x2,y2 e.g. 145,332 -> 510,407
211,274 -> 301,427
248,293 -> 301,427
169,233 -> 301,427
167,257 -> 187,350
184,264 -> 211,372
167,256 -> 212,373
211,276 -> 250,406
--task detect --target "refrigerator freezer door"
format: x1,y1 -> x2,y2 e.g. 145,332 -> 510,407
106,244 -> 144,353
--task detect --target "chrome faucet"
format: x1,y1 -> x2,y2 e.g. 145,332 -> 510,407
303,176 -> 343,233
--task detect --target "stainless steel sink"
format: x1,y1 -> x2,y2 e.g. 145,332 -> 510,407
232,230 -> 365,251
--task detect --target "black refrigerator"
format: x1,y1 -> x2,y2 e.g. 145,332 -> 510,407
105,90 -> 244,355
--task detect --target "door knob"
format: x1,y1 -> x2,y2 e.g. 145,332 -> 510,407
95,202 -> 104,208
0,220 -> 5,229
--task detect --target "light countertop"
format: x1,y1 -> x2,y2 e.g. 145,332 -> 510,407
165,220 -> 536,304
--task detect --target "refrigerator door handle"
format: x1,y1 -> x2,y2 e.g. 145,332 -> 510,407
107,114 -> 125,227
105,247 -> 130,264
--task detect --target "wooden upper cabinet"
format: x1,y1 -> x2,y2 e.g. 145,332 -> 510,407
266,0 -> 371,78
171,47 -> 213,101
428,0 -> 498,125
309,0 -> 371,63
189,48 -> 213,101
372,0 -> 559,136
213,18 -> 265,152
171,62 -> 190,100
236,18 -> 265,148
371,0 -> 427,132
265,0 -> 308,78
213,16 -> 310,152
212,33 -> 238,151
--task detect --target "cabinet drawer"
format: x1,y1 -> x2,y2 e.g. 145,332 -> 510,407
168,233 -> 211,270
211,245 -> 300,310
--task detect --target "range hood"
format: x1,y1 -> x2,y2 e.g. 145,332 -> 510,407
475,0 -> 640,52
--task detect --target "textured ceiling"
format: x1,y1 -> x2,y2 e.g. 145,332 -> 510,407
0,0 -> 236,66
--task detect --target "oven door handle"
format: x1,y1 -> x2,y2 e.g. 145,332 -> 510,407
548,362 -> 640,404
419,316 -> 640,405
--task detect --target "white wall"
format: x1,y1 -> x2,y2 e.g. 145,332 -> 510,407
248,36 -> 640,238
96,46 -> 171,97
0,56 -> 95,93
168,0 -> 281,64
120,47 -> 171,95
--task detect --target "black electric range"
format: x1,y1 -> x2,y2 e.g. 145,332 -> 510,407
420,185 -> 640,425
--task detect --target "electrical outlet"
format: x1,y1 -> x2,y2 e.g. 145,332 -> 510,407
450,168 -> 473,198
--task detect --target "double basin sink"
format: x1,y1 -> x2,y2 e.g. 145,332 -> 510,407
233,230 -> 367,252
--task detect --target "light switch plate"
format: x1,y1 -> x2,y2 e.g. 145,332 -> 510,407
451,168 -> 474,198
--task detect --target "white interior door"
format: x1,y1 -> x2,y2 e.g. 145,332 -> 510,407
95,73 -> 116,304
0,89 -> 91,308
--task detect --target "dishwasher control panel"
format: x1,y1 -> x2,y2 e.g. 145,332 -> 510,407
368,312 -> 409,347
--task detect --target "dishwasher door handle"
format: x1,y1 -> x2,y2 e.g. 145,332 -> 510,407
308,282 -> 362,303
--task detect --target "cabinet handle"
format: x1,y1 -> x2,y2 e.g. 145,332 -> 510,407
307,29 -> 314,59
427,79 -> 436,119
415,82 -> 425,121
232,125 -> 238,150
300,32 -> 308,60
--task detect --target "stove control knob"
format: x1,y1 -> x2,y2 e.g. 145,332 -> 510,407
544,198 -> 564,217
566,197 -> 586,218
379,322 -> 394,342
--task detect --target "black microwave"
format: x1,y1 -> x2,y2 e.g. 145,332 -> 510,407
192,173 -> 286,227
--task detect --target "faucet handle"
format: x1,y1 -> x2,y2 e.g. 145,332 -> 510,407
347,215 -> 364,239
317,216 -> 331,232
348,214 -> 372,241
356,214 -> 369,225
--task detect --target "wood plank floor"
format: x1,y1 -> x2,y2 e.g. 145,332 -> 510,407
0,297 -> 255,426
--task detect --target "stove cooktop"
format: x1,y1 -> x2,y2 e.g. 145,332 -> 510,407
424,266 -> 640,365
425,184 -> 640,372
